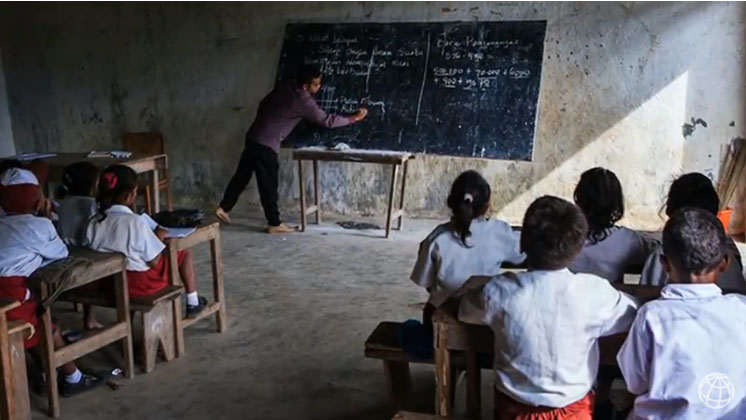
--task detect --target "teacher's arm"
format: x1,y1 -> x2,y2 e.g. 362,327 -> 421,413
300,96 -> 367,128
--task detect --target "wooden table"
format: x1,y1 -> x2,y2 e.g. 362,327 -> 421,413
165,221 -> 226,357
431,284 -> 662,418
292,148 -> 415,238
38,248 -> 134,418
5,152 -> 167,213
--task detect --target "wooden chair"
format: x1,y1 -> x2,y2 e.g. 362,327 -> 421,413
122,132 -> 173,212
61,285 -> 184,373
1,300 -> 32,420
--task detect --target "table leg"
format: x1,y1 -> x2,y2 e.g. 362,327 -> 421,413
167,245 -> 185,357
150,168 -> 160,214
434,324 -> 452,417
396,159 -> 409,231
312,160 -> 321,225
0,313 -> 13,420
114,271 -> 135,379
298,160 -> 307,232
210,235 -> 227,332
39,286 -> 60,418
385,164 -> 400,239
466,349 -> 482,419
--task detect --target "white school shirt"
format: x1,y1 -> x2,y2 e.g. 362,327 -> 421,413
569,226 -> 659,283
410,217 -> 525,307
85,205 -> 165,272
459,269 -> 638,407
55,196 -> 97,247
618,284 -> 746,419
640,240 -> 746,293
0,214 -> 69,277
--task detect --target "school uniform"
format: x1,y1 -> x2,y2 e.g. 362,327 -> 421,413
0,214 -> 69,348
459,269 -> 638,419
410,217 -> 524,308
640,241 -> 746,293
86,204 -> 182,297
618,284 -> 746,419
570,226 -> 659,283
55,196 -> 97,246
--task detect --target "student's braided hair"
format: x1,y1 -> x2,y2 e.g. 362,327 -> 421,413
96,165 -> 138,220
446,170 -> 491,247
573,167 -> 624,244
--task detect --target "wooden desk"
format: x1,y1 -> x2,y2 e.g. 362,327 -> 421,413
0,299 -> 21,420
431,284 -> 663,418
165,221 -> 226,357
292,148 -> 415,238
38,248 -> 134,418
5,152 -> 167,213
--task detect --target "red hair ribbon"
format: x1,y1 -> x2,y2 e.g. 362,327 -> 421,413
102,172 -> 118,190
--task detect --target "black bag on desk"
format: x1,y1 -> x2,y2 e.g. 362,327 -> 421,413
152,209 -> 204,228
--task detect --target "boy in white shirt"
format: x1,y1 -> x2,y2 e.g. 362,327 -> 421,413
459,196 -> 638,420
569,168 -> 659,283
0,168 -> 102,396
411,170 -> 524,324
618,207 -> 746,419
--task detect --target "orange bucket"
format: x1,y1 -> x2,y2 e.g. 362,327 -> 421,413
718,208 -> 732,233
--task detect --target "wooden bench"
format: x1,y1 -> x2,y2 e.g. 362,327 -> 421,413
365,321 -> 490,412
60,285 -> 184,373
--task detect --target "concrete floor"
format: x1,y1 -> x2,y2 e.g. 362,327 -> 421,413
31,214 -> 489,420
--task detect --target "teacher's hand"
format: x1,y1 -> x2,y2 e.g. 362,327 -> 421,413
351,108 -> 368,123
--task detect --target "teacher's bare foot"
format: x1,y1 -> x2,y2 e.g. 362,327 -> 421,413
215,207 -> 231,224
266,223 -> 297,234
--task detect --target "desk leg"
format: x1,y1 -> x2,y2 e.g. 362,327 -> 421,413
312,160 -> 321,225
396,159 -> 408,231
0,314 -> 13,420
434,328 -> 452,417
385,164 -> 399,239
211,235 -> 227,332
168,245 -> 186,357
298,160 -> 307,232
114,271 -> 135,379
39,287 -> 60,418
150,168 -> 160,214
466,349 -> 481,419
9,330 -> 30,420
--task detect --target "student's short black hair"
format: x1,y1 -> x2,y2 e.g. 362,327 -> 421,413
662,207 -> 727,275
574,167 -> 624,244
666,173 -> 719,216
521,196 -> 589,270
297,65 -> 322,85
57,161 -> 99,199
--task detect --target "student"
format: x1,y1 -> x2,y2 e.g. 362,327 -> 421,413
618,207 -> 746,419
0,159 -> 52,218
85,165 -> 207,317
410,170 -> 524,317
0,168 -> 102,396
459,196 -> 638,420
55,161 -> 99,246
640,173 -> 746,293
569,167 -> 659,283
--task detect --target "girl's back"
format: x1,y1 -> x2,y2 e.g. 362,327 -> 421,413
570,226 -> 658,283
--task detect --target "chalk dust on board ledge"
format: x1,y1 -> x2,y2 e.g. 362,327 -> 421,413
333,142 -> 351,151
337,221 -> 382,230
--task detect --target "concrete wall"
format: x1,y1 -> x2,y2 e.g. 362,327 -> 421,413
0,2 -> 744,229
0,44 -> 14,157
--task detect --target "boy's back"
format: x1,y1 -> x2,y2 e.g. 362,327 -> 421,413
619,285 -> 746,419
460,268 -> 637,407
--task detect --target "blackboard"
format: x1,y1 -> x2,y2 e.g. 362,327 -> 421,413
277,21 -> 546,160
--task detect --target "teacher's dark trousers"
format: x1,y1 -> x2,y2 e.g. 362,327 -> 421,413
219,141 -> 281,226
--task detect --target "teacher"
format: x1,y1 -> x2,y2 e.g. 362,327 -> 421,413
215,65 -> 368,233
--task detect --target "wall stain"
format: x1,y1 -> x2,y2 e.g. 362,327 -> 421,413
682,117 -> 708,138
